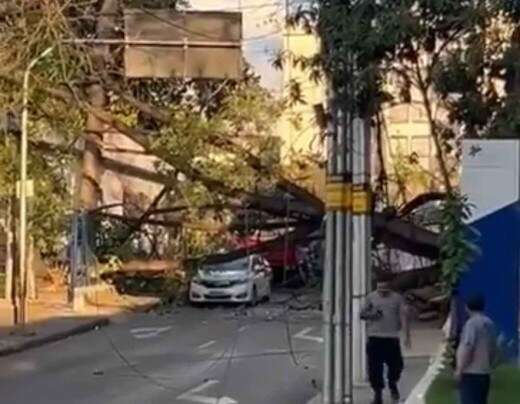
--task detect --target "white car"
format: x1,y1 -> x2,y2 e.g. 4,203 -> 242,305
189,255 -> 272,305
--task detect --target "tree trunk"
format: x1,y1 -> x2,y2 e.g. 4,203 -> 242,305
374,110 -> 389,204
81,84 -> 105,211
416,71 -> 452,193
80,0 -> 119,212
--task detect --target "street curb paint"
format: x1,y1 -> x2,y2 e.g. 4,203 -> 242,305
404,344 -> 446,404
0,318 -> 110,358
305,393 -> 321,404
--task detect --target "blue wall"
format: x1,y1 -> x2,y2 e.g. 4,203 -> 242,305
459,203 -> 520,360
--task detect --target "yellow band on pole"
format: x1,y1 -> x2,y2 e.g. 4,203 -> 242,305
326,182 -> 352,210
352,185 -> 372,214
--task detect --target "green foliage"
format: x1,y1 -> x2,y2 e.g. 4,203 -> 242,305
439,193 -> 480,292
292,1 -> 520,115
0,137 -> 71,258
426,367 -> 520,404
94,218 -> 135,261
0,1 -> 287,267
391,151 -> 432,203
288,1 -> 520,195
151,81 -> 283,197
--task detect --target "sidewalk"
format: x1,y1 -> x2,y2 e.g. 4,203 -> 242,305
306,325 -> 443,404
307,358 -> 430,404
0,287 -> 160,357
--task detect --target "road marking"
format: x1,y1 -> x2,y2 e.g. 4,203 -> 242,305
238,326 -> 248,333
197,340 -> 216,350
293,327 -> 324,343
177,380 -> 238,404
261,349 -> 287,355
130,326 -> 172,339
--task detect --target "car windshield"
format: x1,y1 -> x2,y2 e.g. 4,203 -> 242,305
203,257 -> 250,272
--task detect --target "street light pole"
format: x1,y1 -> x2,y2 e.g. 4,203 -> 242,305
19,45 -> 55,326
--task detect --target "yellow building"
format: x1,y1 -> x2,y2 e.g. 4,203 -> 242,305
279,27 -> 325,160
278,27 -> 326,199
278,28 -> 439,203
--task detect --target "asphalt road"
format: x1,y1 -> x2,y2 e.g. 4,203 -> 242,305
0,295 -> 428,404
0,297 -> 324,404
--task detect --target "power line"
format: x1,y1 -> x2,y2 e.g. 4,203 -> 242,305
244,29 -> 284,42
192,1 -> 285,11
135,6 -> 284,43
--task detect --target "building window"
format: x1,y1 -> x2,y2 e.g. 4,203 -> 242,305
410,136 -> 431,157
409,103 -> 429,123
390,136 -> 409,156
387,105 -> 409,123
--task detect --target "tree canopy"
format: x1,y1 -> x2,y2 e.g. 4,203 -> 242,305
0,0 -> 445,265
289,0 -> 520,192
0,0 -> 304,259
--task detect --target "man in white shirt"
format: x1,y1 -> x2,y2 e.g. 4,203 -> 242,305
361,278 -> 411,404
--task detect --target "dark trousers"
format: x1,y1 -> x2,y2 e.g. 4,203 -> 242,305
367,337 -> 404,394
459,374 -> 491,404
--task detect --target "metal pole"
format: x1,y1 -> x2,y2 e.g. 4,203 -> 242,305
352,117 -> 371,385
5,197 -> 13,302
19,46 -> 54,325
323,94 -> 338,404
343,111 -> 353,404
5,196 -> 15,324
334,108 -> 346,403
324,90 -> 353,403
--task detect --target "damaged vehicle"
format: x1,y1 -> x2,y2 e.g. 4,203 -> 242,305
189,255 -> 272,305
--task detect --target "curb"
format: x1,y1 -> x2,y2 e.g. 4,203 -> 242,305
305,393 -> 321,404
0,317 -> 109,358
404,344 -> 446,404
305,351 -> 443,404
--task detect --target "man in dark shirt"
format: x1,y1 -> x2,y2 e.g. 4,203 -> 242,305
456,295 -> 498,404
361,278 -> 411,404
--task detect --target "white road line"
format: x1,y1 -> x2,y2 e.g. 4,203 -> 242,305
261,349 -> 287,355
130,326 -> 172,339
238,326 -> 248,333
293,327 -> 324,343
197,340 -> 217,350
177,380 -> 238,404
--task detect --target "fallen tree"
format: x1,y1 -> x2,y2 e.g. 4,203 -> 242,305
0,1 -> 441,281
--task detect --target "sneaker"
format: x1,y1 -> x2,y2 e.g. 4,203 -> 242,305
371,393 -> 383,404
390,387 -> 401,403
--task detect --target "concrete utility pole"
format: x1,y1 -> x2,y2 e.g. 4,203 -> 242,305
323,95 -> 353,404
